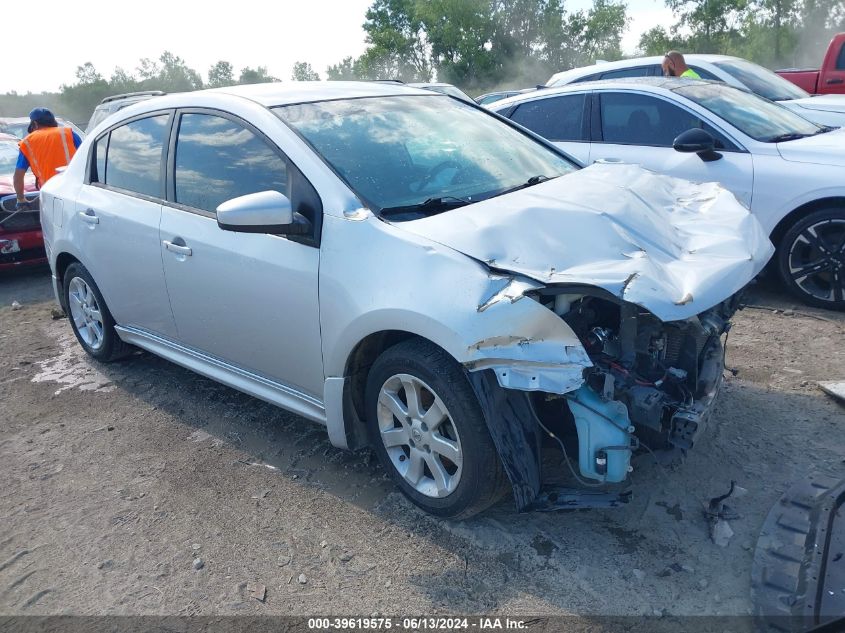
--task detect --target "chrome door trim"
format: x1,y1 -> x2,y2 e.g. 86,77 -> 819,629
115,325 -> 327,424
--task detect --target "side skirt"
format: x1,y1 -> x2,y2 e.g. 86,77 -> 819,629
115,326 -> 327,425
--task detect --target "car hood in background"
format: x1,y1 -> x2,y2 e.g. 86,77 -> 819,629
394,163 -> 773,322
777,128 -> 845,167
789,94 -> 845,113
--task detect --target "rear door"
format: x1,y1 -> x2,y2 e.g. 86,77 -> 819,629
72,112 -> 177,337
507,93 -> 590,163
158,109 -> 324,399
588,90 -> 754,207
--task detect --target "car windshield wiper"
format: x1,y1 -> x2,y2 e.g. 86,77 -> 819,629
489,174 -> 552,199
765,132 -> 811,143
379,195 -> 471,217
812,125 -> 837,135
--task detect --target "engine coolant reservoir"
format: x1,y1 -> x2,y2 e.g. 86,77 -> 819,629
567,385 -> 633,483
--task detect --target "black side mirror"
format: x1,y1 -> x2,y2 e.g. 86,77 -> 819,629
673,128 -> 722,162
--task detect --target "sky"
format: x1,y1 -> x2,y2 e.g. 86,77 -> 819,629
4,0 -> 674,94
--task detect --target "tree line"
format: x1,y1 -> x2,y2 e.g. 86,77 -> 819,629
0,0 -> 842,125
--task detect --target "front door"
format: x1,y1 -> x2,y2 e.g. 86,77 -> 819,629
159,111 -> 324,399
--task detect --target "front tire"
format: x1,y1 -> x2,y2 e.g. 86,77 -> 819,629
365,338 -> 508,519
63,262 -> 131,361
777,208 -> 845,311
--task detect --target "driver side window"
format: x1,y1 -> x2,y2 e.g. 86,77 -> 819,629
174,113 -> 288,214
599,92 -> 735,149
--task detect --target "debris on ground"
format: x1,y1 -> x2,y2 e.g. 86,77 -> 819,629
818,381 -> 845,403
11,301 -> 22,310
247,581 -> 266,602
710,520 -> 735,548
298,574 -> 308,585
631,569 -> 646,581
705,481 -> 747,547
192,558 -> 204,570
50,307 -> 66,320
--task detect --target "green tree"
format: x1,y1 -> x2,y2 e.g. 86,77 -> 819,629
327,0 -> 629,92
238,66 -> 279,84
207,61 -> 235,88
291,61 -> 321,81
326,57 -> 362,80
665,0 -> 748,52
361,0 -> 432,80
637,26 -> 689,55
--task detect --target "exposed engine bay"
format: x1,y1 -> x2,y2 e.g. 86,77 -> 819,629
533,287 -> 742,486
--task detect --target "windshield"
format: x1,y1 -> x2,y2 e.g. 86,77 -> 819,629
713,59 -> 809,101
274,95 -> 576,215
0,140 -> 19,174
674,83 -> 821,142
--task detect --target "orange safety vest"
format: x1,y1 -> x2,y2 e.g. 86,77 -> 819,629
19,126 -> 77,187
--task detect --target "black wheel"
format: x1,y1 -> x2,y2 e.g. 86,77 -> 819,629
365,338 -> 508,519
777,208 -> 845,311
63,262 -> 131,361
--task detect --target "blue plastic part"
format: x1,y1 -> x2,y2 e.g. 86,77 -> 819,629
567,385 -> 633,483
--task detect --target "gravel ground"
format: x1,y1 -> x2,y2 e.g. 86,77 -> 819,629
0,267 -> 843,619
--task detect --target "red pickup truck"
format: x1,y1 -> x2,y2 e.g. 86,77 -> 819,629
776,33 -> 845,94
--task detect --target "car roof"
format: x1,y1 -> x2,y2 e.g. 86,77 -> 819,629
546,54 -> 743,85
205,81 -> 436,107
491,77 -> 727,108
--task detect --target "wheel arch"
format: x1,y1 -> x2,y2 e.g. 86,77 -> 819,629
331,329 -> 451,451
770,196 -> 845,253
54,251 -> 82,311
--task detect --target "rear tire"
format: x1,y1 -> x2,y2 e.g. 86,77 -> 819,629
365,338 -> 508,519
777,208 -> 845,311
63,262 -> 132,361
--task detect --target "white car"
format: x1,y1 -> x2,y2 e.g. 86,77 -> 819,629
40,81 -> 771,518
545,55 -> 845,128
491,78 -> 845,310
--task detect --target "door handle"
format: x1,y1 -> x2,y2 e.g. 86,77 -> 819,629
826,78 -> 844,85
78,209 -> 99,224
163,240 -> 192,256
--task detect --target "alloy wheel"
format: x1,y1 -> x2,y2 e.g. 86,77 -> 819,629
787,218 -> 845,304
376,373 -> 464,498
68,276 -> 105,351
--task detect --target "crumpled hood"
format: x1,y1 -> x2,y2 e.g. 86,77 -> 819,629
394,163 -> 773,322
789,94 -> 845,113
777,127 -> 845,166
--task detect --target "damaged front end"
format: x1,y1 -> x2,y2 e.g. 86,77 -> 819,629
468,284 -> 743,512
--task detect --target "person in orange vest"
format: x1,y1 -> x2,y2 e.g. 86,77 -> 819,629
13,108 -> 82,210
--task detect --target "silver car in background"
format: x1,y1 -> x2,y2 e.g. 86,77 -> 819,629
40,82 -> 772,518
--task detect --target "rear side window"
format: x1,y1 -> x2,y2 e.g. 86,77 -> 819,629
98,114 -> 169,197
173,113 -> 288,214
837,43 -> 845,70
600,65 -> 657,79
510,94 -> 587,141
571,72 -> 601,84
689,66 -> 719,80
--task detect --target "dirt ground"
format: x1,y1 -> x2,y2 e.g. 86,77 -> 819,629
1,266 -> 843,619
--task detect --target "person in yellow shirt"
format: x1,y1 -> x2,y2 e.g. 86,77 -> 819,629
662,51 -> 701,79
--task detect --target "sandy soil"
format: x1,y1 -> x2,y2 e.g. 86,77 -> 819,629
1,267 -> 843,619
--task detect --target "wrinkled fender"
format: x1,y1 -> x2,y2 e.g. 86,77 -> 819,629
318,213 -> 591,448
